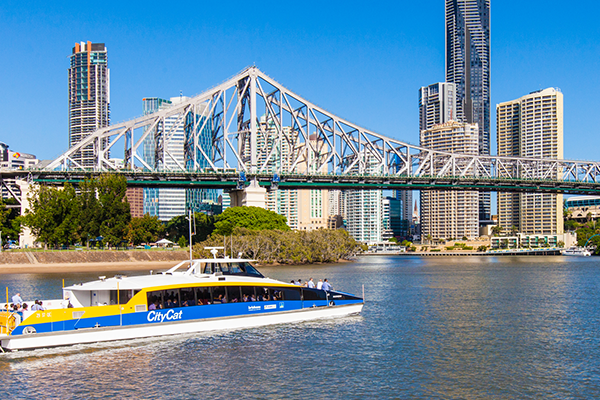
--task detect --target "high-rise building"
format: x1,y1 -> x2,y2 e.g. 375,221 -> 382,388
68,42 -> 110,167
446,0 -> 491,222
418,83 -> 478,239
346,154 -> 383,244
420,121 -> 480,239
419,82 -> 457,130
497,88 -> 564,235
142,97 -> 217,221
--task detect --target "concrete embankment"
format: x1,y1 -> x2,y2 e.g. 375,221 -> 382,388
0,250 -> 188,265
367,249 -> 562,256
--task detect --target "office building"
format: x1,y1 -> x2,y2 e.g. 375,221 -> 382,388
68,42 -> 110,167
446,0 -> 491,222
0,142 -> 39,200
142,97 -> 217,221
496,88 -> 564,235
420,121 -> 480,239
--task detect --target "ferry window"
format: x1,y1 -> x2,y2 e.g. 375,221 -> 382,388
282,287 -> 301,301
110,290 -> 132,305
229,263 -> 244,274
147,290 -> 164,309
256,287 -> 273,302
303,288 -> 326,301
195,287 -> 211,305
240,262 -> 264,278
164,289 -> 180,308
218,264 -> 231,274
213,286 -> 227,303
203,264 -> 213,274
180,287 -> 195,307
228,286 -> 241,303
241,286 -> 256,302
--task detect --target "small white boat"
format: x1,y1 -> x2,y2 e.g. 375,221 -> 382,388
0,256 -> 363,351
561,247 -> 592,256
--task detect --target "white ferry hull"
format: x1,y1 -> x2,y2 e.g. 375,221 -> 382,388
1,303 -> 363,351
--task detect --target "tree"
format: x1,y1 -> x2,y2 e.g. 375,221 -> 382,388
491,225 -> 503,237
166,212 -> 216,244
96,174 -> 131,247
213,206 -> 290,236
425,234 -> 432,245
0,198 -> 22,242
23,184 -> 80,248
510,225 -> 518,236
77,178 -> 101,247
557,241 -> 565,248
126,214 -> 165,245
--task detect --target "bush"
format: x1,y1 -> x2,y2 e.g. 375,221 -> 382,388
445,246 -> 455,250
431,249 -> 441,252
463,246 -> 473,250
477,245 -> 488,252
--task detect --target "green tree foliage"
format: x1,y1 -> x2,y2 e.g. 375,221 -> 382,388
213,206 -> 290,236
96,174 -> 131,247
126,214 -> 165,245
491,225 -> 503,237
78,178 -> 101,246
193,228 -> 361,264
165,212 -> 216,244
23,184 -> 80,248
0,198 -> 22,241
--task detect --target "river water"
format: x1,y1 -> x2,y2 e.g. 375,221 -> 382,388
1,256 -> 600,399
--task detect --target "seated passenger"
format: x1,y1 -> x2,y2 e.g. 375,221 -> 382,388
250,294 -> 256,302
165,299 -> 173,308
148,301 -> 157,310
243,294 -> 249,302
197,299 -> 204,306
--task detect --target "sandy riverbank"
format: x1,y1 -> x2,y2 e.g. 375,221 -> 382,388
0,260 -> 179,274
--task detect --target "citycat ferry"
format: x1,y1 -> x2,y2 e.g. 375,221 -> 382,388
0,255 -> 363,351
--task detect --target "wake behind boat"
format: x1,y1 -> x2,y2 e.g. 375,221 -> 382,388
0,255 -> 363,351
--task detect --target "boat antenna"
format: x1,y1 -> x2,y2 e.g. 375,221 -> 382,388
187,208 -> 196,267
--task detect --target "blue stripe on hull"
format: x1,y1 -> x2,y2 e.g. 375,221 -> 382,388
11,299 -> 363,336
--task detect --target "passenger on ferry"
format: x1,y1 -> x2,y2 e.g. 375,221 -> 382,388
250,294 -> 256,301
307,278 -> 315,288
317,279 -> 323,289
290,280 -> 296,285
322,279 -> 332,291
243,294 -> 249,302
11,293 -> 23,306
31,300 -> 41,311
148,301 -> 157,310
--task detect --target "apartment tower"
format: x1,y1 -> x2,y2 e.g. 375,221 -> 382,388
446,0 -> 491,222
68,42 -> 110,167
420,121 -> 480,239
496,88 -> 564,234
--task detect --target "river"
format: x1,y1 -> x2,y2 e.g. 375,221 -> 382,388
1,255 -> 599,399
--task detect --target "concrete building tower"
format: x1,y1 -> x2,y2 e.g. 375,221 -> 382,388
420,121 -> 480,240
446,0 -> 491,222
68,42 -> 110,167
496,88 -> 564,235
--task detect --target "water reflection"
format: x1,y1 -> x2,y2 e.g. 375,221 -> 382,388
1,256 -> 600,398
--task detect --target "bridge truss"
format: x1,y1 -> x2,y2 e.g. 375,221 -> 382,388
42,66 -> 600,191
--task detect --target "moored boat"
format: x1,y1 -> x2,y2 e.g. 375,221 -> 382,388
560,247 -> 592,256
0,256 -> 363,351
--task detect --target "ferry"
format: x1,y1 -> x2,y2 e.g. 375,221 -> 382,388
561,247 -> 592,256
0,255 -> 363,351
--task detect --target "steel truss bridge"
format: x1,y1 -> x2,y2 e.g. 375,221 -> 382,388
4,66 -> 600,196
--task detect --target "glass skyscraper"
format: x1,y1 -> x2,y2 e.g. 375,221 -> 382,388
446,0 -> 491,222
68,42 -> 110,167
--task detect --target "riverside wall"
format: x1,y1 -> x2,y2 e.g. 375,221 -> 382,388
0,250 -> 189,265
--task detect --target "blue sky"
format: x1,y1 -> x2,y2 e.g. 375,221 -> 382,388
1,0 -> 599,162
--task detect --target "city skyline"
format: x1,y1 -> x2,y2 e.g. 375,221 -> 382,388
1,0 -> 599,166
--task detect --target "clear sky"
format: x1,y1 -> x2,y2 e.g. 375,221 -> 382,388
1,0 -> 599,162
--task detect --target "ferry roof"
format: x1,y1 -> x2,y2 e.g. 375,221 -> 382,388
64,273 -> 287,292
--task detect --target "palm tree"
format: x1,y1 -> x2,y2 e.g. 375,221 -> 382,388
491,225 -> 503,237
510,225 -> 518,236
425,234 -> 432,245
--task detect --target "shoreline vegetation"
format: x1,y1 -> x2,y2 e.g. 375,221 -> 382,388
192,228 -> 364,265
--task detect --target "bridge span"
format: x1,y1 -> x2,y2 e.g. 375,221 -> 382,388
3,66 -> 600,200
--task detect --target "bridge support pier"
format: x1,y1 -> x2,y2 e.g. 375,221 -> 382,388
16,180 -> 36,249
229,180 -> 266,209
